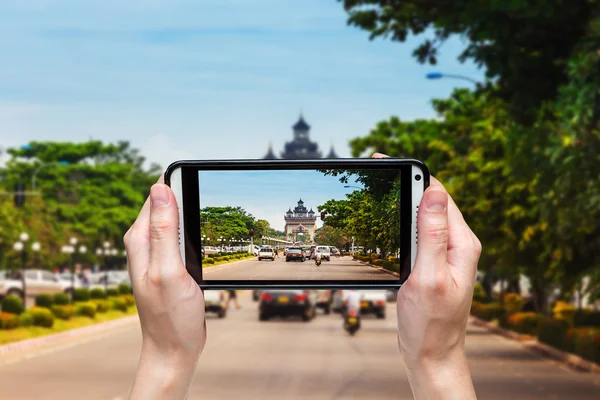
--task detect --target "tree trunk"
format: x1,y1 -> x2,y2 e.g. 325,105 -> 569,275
532,281 -> 548,314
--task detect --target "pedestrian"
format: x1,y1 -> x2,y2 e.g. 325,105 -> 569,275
124,153 -> 481,400
274,247 -> 279,258
225,289 -> 240,310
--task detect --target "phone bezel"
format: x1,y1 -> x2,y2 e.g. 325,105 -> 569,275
165,158 -> 429,289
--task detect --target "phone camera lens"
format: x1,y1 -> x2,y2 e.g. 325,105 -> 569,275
415,174 -> 422,181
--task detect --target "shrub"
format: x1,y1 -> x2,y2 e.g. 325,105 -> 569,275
106,288 -> 119,297
110,297 -> 128,312
553,300 -> 576,326
537,317 -> 570,351
370,259 -> 384,266
118,283 -> 132,294
53,293 -> 70,305
568,328 -> 600,364
203,258 -> 215,264
1,295 -> 24,315
120,294 -> 135,307
503,292 -> 524,316
35,294 -> 55,309
91,299 -> 109,313
506,312 -> 543,335
382,261 -> 398,272
472,283 -> 487,303
73,288 -> 91,302
573,309 -> 600,327
471,302 -> 505,322
0,312 -> 20,329
75,302 -> 97,318
90,288 -> 107,299
51,305 -> 74,320
19,312 -> 34,327
29,307 -> 55,328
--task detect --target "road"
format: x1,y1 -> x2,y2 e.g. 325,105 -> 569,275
204,255 -> 398,281
0,292 -> 598,399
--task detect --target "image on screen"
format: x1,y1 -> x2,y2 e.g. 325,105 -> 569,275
198,168 -> 401,281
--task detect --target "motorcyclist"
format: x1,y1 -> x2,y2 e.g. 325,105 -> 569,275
344,290 -> 361,318
314,250 -> 322,265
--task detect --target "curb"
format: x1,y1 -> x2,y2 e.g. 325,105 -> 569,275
0,314 -> 139,357
353,258 -> 400,277
470,316 -> 600,373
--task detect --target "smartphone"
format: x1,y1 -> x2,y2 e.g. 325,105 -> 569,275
165,158 -> 429,289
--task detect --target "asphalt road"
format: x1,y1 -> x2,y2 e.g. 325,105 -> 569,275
203,255 -> 398,281
0,292 -> 598,400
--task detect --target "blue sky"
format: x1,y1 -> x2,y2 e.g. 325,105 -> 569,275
199,170 -> 362,230
0,0 -> 484,169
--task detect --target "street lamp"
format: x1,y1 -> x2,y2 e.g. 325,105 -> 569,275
13,239 -> 26,303
28,159 -> 70,192
425,72 -> 479,86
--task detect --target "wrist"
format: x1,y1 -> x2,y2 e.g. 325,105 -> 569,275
404,350 -> 476,400
129,343 -> 200,400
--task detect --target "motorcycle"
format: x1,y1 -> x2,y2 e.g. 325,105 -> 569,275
315,257 -> 322,267
343,308 -> 361,336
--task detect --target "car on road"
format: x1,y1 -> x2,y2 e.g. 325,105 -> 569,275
258,246 -> 275,261
305,246 -> 314,259
285,247 -> 305,262
359,290 -> 387,319
311,246 -> 331,261
386,288 -> 398,302
315,290 -> 332,314
0,269 -> 69,299
259,290 -> 317,321
203,246 -> 219,255
204,290 -> 227,318
252,290 -> 263,301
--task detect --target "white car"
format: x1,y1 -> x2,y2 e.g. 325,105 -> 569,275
258,246 -> 275,261
0,269 -> 69,299
312,246 -> 331,261
359,290 -> 387,319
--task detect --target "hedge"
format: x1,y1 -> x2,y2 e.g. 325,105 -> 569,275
28,307 -> 55,328
0,311 -> 20,330
19,312 -> 34,327
90,288 -> 107,299
573,309 -> 600,327
118,283 -> 132,295
471,302 -> 506,322
73,288 -> 91,302
1,295 -> 24,315
568,328 -> 600,364
120,294 -> 136,307
110,297 -> 128,312
91,299 -> 109,313
537,317 -> 570,351
505,312 -> 543,335
75,302 -> 97,318
473,283 -> 487,302
35,294 -> 54,309
503,293 -> 524,316
106,288 -> 119,297
51,305 -> 75,320
53,293 -> 70,305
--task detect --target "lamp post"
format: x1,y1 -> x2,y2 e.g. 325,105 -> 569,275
61,243 -> 75,302
13,232 -> 30,303
30,160 -> 70,192
425,72 -> 479,86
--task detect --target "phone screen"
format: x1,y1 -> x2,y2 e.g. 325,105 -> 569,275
198,168 -> 402,281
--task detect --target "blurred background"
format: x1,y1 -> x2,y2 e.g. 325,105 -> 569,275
0,1 -> 599,399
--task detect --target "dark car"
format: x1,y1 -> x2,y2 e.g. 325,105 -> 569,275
286,247 -> 305,262
259,290 -> 317,321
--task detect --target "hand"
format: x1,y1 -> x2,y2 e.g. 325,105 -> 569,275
373,153 -> 480,399
125,176 -> 206,399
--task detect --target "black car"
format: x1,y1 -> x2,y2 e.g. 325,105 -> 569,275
259,290 -> 317,321
286,247 -> 305,262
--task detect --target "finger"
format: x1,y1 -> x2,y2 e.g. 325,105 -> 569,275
415,186 -> 449,277
124,175 -> 165,265
372,152 -> 389,158
148,183 -> 184,276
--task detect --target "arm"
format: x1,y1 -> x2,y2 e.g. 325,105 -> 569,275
125,179 -> 206,400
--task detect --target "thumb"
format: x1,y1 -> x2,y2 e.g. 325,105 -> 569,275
148,183 -> 182,271
415,187 -> 449,276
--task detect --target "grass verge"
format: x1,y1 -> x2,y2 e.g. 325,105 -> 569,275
0,306 -> 138,346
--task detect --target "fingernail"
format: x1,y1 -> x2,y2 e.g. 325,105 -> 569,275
150,184 -> 170,208
425,189 -> 447,211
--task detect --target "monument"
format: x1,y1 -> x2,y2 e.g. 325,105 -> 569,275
284,199 -> 317,243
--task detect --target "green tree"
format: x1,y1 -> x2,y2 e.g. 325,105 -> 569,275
339,0 -> 597,123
